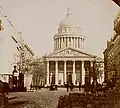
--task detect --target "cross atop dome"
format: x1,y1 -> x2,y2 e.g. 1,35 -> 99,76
67,5 -> 72,17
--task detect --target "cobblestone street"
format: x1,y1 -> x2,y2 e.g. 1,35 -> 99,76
7,88 -> 70,108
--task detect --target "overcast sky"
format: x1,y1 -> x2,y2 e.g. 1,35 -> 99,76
0,0 -> 119,58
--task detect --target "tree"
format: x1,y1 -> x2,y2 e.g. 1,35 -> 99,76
30,57 -> 45,86
30,57 -> 45,78
94,61 -> 104,83
90,58 -> 104,84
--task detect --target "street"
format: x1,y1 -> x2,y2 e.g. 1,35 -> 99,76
7,88 -> 70,108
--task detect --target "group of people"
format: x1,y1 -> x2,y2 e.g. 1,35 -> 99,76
30,85 -> 42,90
64,81 -> 107,93
65,82 -> 74,92
64,82 -> 82,92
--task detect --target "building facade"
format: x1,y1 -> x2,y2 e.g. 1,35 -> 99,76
104,11 -> 120,81
44,7 -> 100,86
0,18 -> 35,90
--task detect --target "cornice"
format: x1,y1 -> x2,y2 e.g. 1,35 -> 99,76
53,33 -> 86,39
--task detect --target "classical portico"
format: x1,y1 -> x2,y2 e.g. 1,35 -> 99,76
45,48 -> 95,86
44,7 -> 96,86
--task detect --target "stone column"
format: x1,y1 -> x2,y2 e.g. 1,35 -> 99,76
46,61 -> 49,86
81,38 -> 83,49
91,61 -> 93,67
59,38 -> 61,49
54,39 -> 56,50
72,37 -> 73,48
81,38 -> 84,49
64,37 -> 66,48
55,61 -> 58,85
75,38 -> 77,48
82,61 -> 85,85
70,37 -> 72,47
50,73 -> 52,84
55,39 -> 56,50
79,38 -> 81,48
90,61 -> 93,84
77,37 -> 79,48
56,39 -> 57,49
61,37 -> 63,49
64,61 -> 67,83
74,37 -> 75,48
78,37 -> 80,48
83,38 -> 85,49
67,37 -> 69,47
80,38 -> 82,49
57,38 -> 58,49
57,38 -> 59,49
72,61 -> 76,85
56,39 -> 58,50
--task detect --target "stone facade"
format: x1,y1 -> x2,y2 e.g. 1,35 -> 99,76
44,7 -> 98,86
104,11 -> 120,81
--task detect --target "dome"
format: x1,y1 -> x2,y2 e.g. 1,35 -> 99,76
59,16 -> 78,28
59,7 -> 80,28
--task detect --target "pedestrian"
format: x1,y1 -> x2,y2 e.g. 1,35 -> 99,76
70,83 -> 73,91
79,82 -> 81,91
66,82 -> 69,92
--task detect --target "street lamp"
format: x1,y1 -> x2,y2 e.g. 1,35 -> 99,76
92,57 -> 97,93
93,57 -> 97,82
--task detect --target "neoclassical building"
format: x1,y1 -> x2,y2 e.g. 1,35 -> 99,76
44,7 -> 97,86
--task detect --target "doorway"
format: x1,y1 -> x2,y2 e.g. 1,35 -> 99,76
67,73 -> 72,84
52,75 -> 55,84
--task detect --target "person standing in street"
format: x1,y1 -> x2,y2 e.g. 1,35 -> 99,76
66,82 -> 69,92
79,82 -> 81,91
70,82 -> 73,91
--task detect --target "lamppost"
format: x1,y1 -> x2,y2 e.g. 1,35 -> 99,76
92,57 -> 97,93
85,68 -> 90,92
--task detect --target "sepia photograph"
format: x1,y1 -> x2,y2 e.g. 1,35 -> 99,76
0,0 -> 120,108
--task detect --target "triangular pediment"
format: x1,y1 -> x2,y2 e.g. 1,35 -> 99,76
46,47 -> 95,58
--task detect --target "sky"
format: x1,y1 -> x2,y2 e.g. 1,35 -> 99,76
0,0 -> 119,58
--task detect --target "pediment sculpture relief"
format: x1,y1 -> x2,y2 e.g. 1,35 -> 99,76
55,49 -> 83,56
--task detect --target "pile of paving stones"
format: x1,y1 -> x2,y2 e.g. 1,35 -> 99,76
7,92 -> 59,108
57,91 -> 120,108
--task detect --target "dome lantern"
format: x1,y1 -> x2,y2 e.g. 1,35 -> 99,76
66,5 -> 72,17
